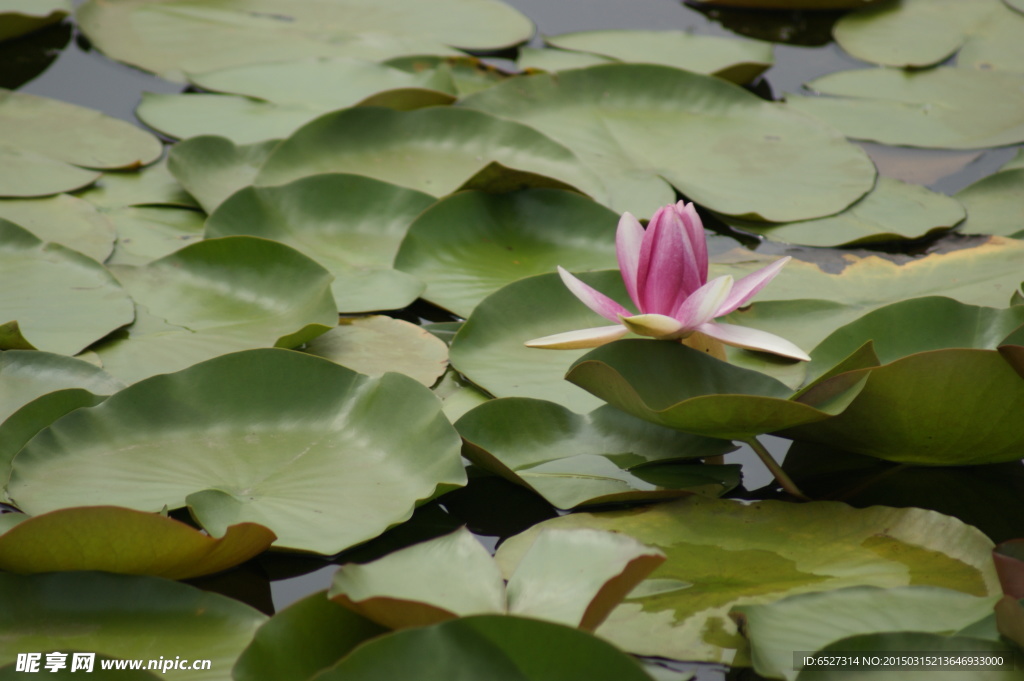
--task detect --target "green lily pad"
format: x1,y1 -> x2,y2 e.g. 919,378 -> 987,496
206,174 -> 435,313
166,135 -> 279,213
542,30 -> 773,84
330,527 -> 507,628
0,219 -> 134,355
796,632 -> 1018,680
456,398 -> 738,509
712,236 -> 1024,350
394,189 -> 618,317
0,506 -> 275,579
518,47 -> 612,72
383,54 -> 512,97
0,0 -> 69,43
782,298 -> 1024,465
233,591 -> 387,681
733,586 -> 1000,681
76,0 -> 532,81
460,63 -> 876,220
92,236 -> 336,383
0,88 -> 162,169
330,526 -> 664,631
0,143 -> 99,197
834,0 -> 1024,73
136,92 -> 324,145
0,350 -> 122,486
833,0 -> 997,67
495,497 -> 999,663
7,349 -> 465,554
104,206 -> 205,267
0,193 -> 116,261
955,165 -> 1024,238
433,370 -> 492,422
254,106 -> 608,203
719,177 -> 965,247
566,340 -> 863,441
313,614 -> 658,681
0,571 -> 267,679
303,316 -> 448,387
449,270 -> 631,412
188,56 -> 452,106
787,67 -> 1024,149
74,157 -> 198,210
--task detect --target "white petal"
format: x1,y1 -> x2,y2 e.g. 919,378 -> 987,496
620,314 -> 686,339
697,322 -> 810,361
525,325 -> 628,349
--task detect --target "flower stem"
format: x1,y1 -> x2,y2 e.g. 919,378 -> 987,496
744,437 -> 810,501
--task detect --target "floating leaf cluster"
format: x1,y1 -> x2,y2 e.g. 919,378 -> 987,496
0,0 -> 1023,678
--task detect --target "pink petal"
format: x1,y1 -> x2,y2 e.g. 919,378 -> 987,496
674,275 -> 733,329
636,206 -> 689,315
715,256 -> 790,317
558,266 -> 632,323
677,202 -> 708,288
697,321 -> 810,361
525,325 -> 628,349
620,313 -> 686,339
616,212 -> 645,310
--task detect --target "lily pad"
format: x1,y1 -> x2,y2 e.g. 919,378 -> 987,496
312,614 -> 658,681
6,349 -> 466,554
787,67 -> 1024,149
955,165 -> 1024,237
104,206 -> 205,267
393,189 -> 619,316
0,350 -> 122,486
188,56 -> 453,107
518,47 -> 612,72
543,30 -> 773,84
0,0 -> 69,43
254,106 -> 608,203
0,88 -> 162,169
0,143 -> 99,197
733,586 -> 1000,681
74,157 -> 198,210
0,193 -> 116,261
460,63 -> 876,220
136,92 -> 325,145
783,298 -> 1024,465
566,340 -> 862,441
205,173 -> 435,313
712,236 -> 1024,350
330,526 -> 664,631
76,0 -> 533,82
833,0 -> 997,67
495,497 -> 999,663
456,398 -> 738,509
834,0 -> 1024,73
233,591 -> 387,681
93,236 -> 337,383
0,506 -> 275,579
719,177 -> 965,247
449,270 -> 632,412
0,219 -> 134,355
303,316 -> 449,387
166,135 -> 280,213
383,54 -> 512,96
433,370 -> 492,422
0,571 -> 267,679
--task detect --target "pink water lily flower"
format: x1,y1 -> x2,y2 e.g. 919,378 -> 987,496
525,201 -> 810,361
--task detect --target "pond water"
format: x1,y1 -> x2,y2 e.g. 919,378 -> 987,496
4,1 -> 1024,679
